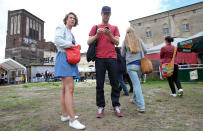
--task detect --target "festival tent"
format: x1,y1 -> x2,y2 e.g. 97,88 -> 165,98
0,58 -> 27,84
146,37 -> 197,64
177,31 -> 203,53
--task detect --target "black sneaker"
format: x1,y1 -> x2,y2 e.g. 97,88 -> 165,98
123,93 -> 129,96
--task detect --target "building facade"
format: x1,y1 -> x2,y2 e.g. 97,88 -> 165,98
130,2 -> 203,47
5,9 -> 57,65
78,53 -> 95,68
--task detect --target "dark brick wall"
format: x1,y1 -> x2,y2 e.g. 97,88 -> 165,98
5,9 -> 57,66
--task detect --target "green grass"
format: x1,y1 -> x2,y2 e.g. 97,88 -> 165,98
0,80 -> 202,130
16,120 -> 28,128
155,98 -> 164,102
8,95 -> 20,98
21,82 -> 61,88
27,127 -> 36,131
0,98 -> 41,109
74,91 -> 84,95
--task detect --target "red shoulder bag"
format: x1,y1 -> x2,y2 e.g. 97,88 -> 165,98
65,45 -> 81,65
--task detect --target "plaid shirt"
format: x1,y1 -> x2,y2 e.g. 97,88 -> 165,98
160,44 -> 178,64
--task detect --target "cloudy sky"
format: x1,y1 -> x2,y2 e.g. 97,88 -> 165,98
0,0 -> 202,60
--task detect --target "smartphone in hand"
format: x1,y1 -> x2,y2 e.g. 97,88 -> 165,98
104,26 -> 109,29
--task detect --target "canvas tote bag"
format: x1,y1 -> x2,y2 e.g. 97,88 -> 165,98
140,43 -> 153,74
161,47 -> 177,78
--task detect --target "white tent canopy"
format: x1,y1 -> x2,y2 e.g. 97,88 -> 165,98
147,38 -> 185,54
147,31 -> 203,54
0,58 -> 27,84
0,58 -> 26,71
78,67 -> 95,72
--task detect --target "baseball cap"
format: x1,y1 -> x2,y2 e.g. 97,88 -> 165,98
101,6 -> 111,13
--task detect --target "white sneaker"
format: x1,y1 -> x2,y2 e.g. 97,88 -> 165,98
170,94 -> 177,97
178,89 -> 183,96
69,120 -> 85,130
61,115 -> 79,122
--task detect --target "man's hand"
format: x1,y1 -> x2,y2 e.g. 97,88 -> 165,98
96,28 -> 104,36
103,28 -> 111,36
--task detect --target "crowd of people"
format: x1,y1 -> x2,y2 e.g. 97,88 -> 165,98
53,6 -> 184,130
35,70 -> 55,82
0,73 -> 7,85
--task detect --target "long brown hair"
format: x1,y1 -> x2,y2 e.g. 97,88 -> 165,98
124,27 -> 141,54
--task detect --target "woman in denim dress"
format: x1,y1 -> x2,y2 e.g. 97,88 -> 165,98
54,12 -> 85,130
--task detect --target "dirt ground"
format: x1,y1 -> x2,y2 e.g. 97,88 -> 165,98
0,80 -> 203,131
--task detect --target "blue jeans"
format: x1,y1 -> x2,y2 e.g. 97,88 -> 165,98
127,64 -> 145,109
118,73 -> 129,95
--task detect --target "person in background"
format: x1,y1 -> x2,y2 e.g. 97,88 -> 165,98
45,70 -> 49,82
87,6 -> 123,118
121,27 -> 146,113
115,47 -> 129,96
123,67 -> 134,93
160,36 -> 183,97
54,12 -> 85,130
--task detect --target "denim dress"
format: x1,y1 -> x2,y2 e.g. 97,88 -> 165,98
54,24 -> 79,78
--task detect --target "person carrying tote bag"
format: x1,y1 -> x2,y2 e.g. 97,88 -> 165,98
161,47 -> 177,78
121,27 -> 147,113
140,46 -> 153,74
160,36 -> 183,97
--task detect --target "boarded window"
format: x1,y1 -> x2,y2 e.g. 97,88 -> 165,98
17,15 -> 21,34
26,17 -> 29,36
13,16 -> 17,34
39,24 -> 41,41
10,17 -> 13,35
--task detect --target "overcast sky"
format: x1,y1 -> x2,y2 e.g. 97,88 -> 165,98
0,0 -> 202,60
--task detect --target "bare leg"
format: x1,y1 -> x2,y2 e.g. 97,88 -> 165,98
61,83 -> 68,117
62,77 -> 75,122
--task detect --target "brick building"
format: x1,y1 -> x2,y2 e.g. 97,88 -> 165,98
5,9 -> 57,66
129,2 -> 203,48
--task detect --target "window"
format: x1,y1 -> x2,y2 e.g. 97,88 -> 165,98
138,23 -> 141,26
39,24 -> 41,41
10,17 -> 13,35
26,17 -> 29,36
146,31 -> 152,38
182,24 -> 190,32
13,16 -> 17,34
163,28 -> 169,35
17,15 -> 21,34
33,20 -> 35,30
